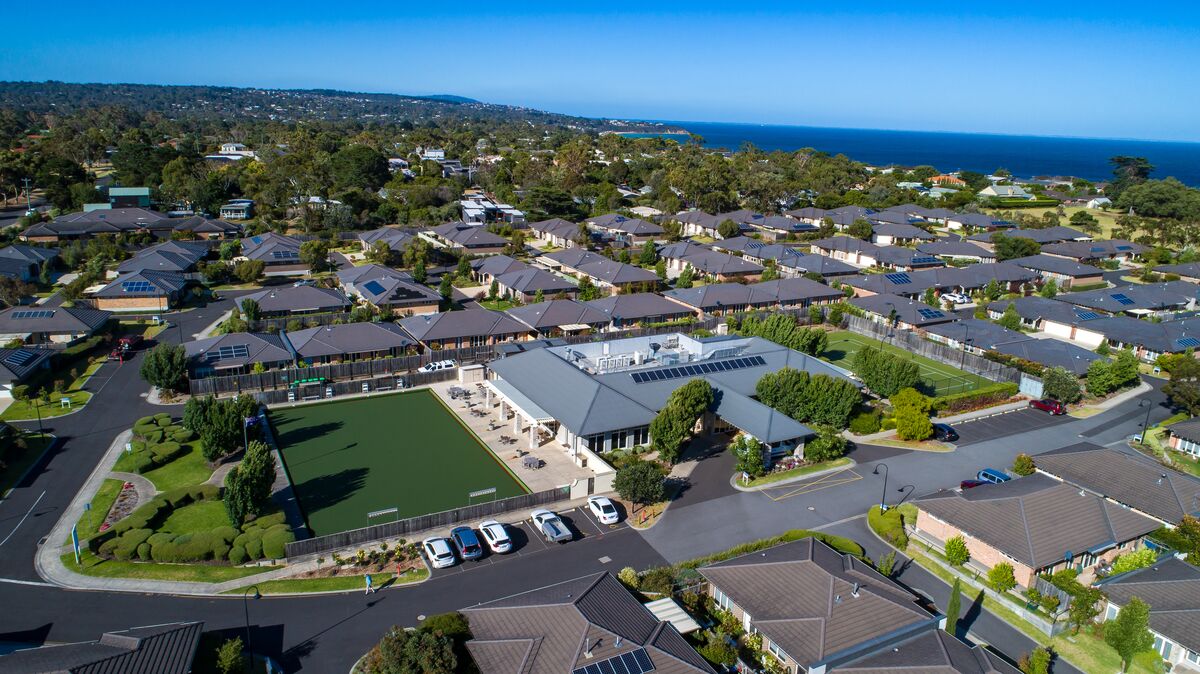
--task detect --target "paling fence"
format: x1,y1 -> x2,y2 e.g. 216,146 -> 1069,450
284,486 -> 571,559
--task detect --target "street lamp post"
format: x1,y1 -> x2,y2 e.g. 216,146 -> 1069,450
33,397 -> 44,437
873,463 -> 890,511
242,585 -> 261,673
896,484 -> 916,507
1138,399 -> 1154,446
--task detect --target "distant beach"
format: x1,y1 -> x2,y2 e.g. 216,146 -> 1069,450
617,120 -> 1200,185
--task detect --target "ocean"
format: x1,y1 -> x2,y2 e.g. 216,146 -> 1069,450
622,121 -> 1200,186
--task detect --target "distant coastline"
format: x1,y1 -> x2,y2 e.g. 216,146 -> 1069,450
608,120 -> 1200,185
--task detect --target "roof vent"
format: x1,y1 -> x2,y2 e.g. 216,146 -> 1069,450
1159,473 -> 1168,485
584,638 -> 593,659
834,594 -> 842,604
851,582 -> 860,598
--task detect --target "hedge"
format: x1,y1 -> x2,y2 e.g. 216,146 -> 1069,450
932,382 -> 1019,414
868,505 -> 908,548
262,528 -> 296,559
678,529 -> 863,570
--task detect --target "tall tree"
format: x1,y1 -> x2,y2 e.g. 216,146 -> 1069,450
1104,596 -> 1154,672
224,440 -> 276,524
139,344 -> 189,394
946,578 -> 962,636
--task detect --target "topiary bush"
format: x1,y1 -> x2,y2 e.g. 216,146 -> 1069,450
135,415 -> 156,427
245,538 -> 263,560
229,545 -> 248,565
848,409 -> 882,435
261,529 -> 295,559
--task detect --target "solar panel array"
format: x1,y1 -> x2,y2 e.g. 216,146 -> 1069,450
571,648 -> 655,674
884,272 -> 911,284
1177,337 -> 1200,348
3,350 -> 37,367
206,344 -> 250,363
1075,310 -> 1101,321
916,308 -> 945,320
11,310 -> 54,319
630,355 -> 767,384
271,250 -> 299,260
1116,245 -> 1133,251
362,280 -> 386,296
121,280 -> 155,293
1111,293 -> 1135,306
912,256 -> 940,264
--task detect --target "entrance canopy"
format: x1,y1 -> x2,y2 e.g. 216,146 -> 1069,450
486,379 -> 555,423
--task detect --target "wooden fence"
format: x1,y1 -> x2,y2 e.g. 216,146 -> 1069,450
284,485 -> 571,559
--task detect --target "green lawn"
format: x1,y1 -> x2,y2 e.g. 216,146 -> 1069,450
270,390 -> 529,537
820,331 -> 991,397
63,550 -> 275,583
743,457 -> 852,487
1,359 -> 104,421
478,298 -> 519,311
0,434 -> 54,496
161,500 -> 231,535
223,568 -> 429,595
135,444 -> 214,492
75,478 -> 124,540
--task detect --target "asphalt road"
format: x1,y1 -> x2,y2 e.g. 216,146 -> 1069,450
0,293 -> 1179,672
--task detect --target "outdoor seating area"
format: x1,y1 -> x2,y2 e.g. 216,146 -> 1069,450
428,381 -> 591,492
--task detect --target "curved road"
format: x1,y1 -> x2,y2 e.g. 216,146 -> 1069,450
0,294 -> 1178,671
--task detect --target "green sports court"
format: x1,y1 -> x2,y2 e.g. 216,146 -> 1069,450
270,390 -> 528,537
820,330 -> 992,397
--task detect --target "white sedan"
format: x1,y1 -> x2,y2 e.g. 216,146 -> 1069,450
421,536 -> 458,569
587,496 -> 621,525
479,520 -> 512,554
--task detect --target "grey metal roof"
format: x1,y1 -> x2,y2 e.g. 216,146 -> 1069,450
749,278 -> 845,305
240,232 -> 301,262
1056,280 -> 1196,313
286,322 -> 413,359
587,214 -> 663,236
462,572 -> 714,674
432,221 -> 508,247
811,237 -> 883,256
0,306 -> 111,335
986,296 -> 1099,326
337,263 -> 414,287
116,241 -> 207,274
0,621 -> 203,674
528,217 -> 579,239
0,347 -> 52,384
356,274 -> 440,307
184,332 -> 293,370
95,270 -> 188,298
917,241 -> 996,259
495,267 -> 578,295
239,286 -> 350,314
1008,254 -> 1104,278
0,244 -> 59,264
989,337 -> 1101,375
968,226 -> 1087,245
472,254 -> 530,279
1042,239 -> 1146,261
399,308 -> 531,342
711,387 -> 812,443
1154,262 -> 1200,279
1036,443 -> 1200,525
699,538 -> 935,670
848,294 -> 954,327
832,629 -> 1020,674
543,250 -> 658,285
672,249 -> 764,276
871,222 -> 936,240
923,319 -> 1029,350
357,226 -> 415,251
874,246 -> 946,269
1097,557 -> 1200,654
585,293 -> 696,322
915,474 -> 1160,569
1086,315 -> 1200,354
506,300 -> 610,330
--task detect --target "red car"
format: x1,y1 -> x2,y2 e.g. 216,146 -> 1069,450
960,479 -> 987,490
1029,398 -> 1066,415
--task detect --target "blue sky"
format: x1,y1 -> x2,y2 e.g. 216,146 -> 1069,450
4,1 -> 1199,142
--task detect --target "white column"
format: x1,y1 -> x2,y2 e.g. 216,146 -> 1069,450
514,412 -> 521,433
485,386 -> 491,408
529,424 -> 536,449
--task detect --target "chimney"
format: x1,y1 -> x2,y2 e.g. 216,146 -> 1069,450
585,638 -> 593,659
851,582 -> 860,598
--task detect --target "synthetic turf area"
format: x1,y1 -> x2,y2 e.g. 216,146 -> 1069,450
270,390 -> 528,536
820,330 -> 991,397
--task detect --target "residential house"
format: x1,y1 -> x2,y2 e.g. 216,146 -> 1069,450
874,246 -> 947,272
924,319 -> 1029,353
116,240 -> 208,275
1041,239 -> 1146,264
1008,254 -> 1105,289
472,255 -> 530,287
93,270 -> 188,312
1097,557 -> 1200,671
930,174 -> 967,187
913,473 -> 1160,588
493,267 -> 578,304
0,244 -> 58,281
541,249 -> 659,295
978,184 -> 1031,199
460,196 -> 525,225
428,221 -> 508,255
1035,443 -> 1200,526
1089,315 -> 1200,361
968,226 -> 1089,247
22,208 -> 239,242
506,299 -> 611,336
1055,280 -> 1196,317
664,278 -> 842,316
0,621 -> 204,674
339,265 -> 440,316
0,347 -> 53,398
829,629 -> 1020,674
240,232 -> 305,274
238,285 -> 351,318
916,240 -> 996,264
848,294 -> 954,330
399,309 -> 533,349
1087,197 -> 1113,209
584,293 -> 697,330
810,237 -> 883,267
286,322 -> 415,364
358,227 -> 415,256
989,338 -> 1102,376
659,243 -> 763,282
870,222 -> 936,246
586,213 -> 665,244
711,237 -> 857,279
460,572 -> 714,674
184,332 -> 294,377
1168,418 -> 1200,461
944,213 -> 1015,231
699,538 -> 942,674
0,306 -> 111,345
748,214 -> 818,240
845,262 -> 1035,298
1154,262 -> 1200,284
219,199 -> 254,220
527,218 -> 580,249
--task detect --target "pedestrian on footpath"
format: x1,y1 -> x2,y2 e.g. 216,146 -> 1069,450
364,573 -> 374,595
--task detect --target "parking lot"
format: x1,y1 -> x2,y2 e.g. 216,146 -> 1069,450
427,504 -> 628,577
946,406 -> 1070,446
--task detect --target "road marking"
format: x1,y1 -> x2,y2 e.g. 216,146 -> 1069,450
761,469 -> 863,502
0,490 -> 46,547
0,577 -> 54,587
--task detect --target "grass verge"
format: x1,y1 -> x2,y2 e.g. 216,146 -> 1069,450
74,478 -> 124,540
0,433 -> 54,496
223,568 -> 430,595
868,437 -> 955,452
63,549 -> 276,583
1,359 -> 104,421
741,457 -> 852,487
137,444 -> 214,492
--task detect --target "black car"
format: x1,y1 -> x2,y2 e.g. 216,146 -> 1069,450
932,423 -> 959,442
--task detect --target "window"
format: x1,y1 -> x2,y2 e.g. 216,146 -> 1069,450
1186,649 -> 1199,664
713,587 -> 732,611
1106,605 -> 1118,621
631,426 -> 649,446
766,640 -> 789,663
612,430 -> 628,451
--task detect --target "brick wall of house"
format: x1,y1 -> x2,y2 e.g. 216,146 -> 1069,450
95,296 -> 170,312
385,302 -> 440,317
915,509 -> 1038,587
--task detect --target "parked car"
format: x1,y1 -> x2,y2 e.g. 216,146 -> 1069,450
419,359 -> 456,373
932,423 -> 959,442
960,479 -> 987,490
478,520 -> 512,554
976,468 -> 1011,485
531,508 -> 572,543
587,496 -> 621,525
109,334 -> 144,361
449,526 -> 484,560
293,279 -> 317,287
941,292 -> 971,305
1029,398 -> 1066,415
421,536 -> 457,569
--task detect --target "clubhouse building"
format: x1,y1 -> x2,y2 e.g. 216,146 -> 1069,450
483,332 -> 854,466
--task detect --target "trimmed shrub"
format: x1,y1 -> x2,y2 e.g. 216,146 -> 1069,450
113,529 -> 154,561
144,429 -> 165,444
150,442 -> 183,463
211,541 -> 231,561
189,484 -> 219,501
252,512 -> 286,529
945,535 -> 970,566
155,416 -> 173,428
229,545 -> 248,565
171,429 -> 195,443
868,505 -> 909,548
165,489 -> 194,508
931,382 -> 1019,414
213,526 -> 238,543
261,529 -> 295,559
245,538 -> 263,560
848,409 -> 882,435
135,416 -> 156,427
136,542 -> 151,560
153,413 -> 172,423
130,454 -> 155,474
